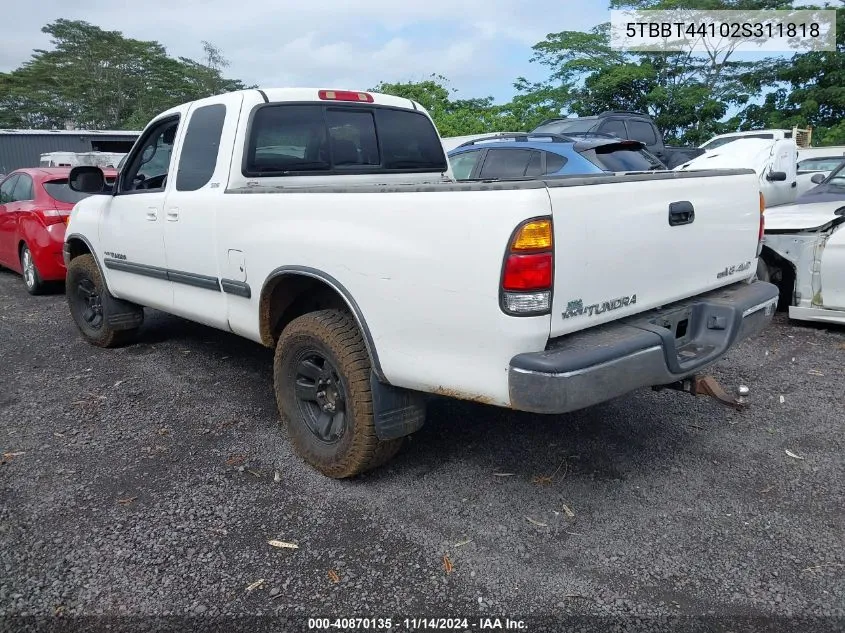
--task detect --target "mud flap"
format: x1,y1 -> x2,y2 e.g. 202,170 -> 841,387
102,292 -> 144,331
370,372 -> 427,440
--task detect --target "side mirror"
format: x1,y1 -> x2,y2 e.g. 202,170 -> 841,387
767,170 -> 787,182
69,166 -> 106,193
810,172 -> 826,184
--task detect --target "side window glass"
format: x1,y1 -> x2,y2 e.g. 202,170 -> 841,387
524,151 -> 543,177
479,149 -> 533,179
12,174 -> 33,201
450,151 -> 482,179
176,104 -> 227,191
0,175 -> 19,204
544,152 -> 567,174
600,120 -> 627,139
628,120 -> 657,145
120,117 -> 180,193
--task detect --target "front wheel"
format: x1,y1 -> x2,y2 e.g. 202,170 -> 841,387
20,244 -> 46,295
66,254 -> 139,347
273,310 -> 403,478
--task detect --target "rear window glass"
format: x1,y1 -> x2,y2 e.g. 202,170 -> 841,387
245,104 -> 447,175
580,145 -> 661,171
43,179 -> 97,204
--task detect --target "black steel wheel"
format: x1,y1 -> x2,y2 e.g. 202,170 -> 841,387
274,309 -> 404,478
65,254 -> 139,348
293,350 -> 348,444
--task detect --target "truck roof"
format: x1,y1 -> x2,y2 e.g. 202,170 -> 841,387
256,88 -> 423,111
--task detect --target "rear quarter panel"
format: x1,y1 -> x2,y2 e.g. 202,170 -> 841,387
218,186 -> 554,405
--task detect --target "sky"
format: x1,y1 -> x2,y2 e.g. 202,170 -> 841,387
0,0 -> 610,104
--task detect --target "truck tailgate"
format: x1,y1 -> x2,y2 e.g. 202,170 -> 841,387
548,170 -> 761,337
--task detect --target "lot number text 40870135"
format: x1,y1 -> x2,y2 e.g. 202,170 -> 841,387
307,618 -> 528,630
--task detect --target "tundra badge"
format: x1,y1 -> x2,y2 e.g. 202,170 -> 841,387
562,295 -> 637,319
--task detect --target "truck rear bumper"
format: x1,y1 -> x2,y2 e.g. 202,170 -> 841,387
508,280 -> 779,414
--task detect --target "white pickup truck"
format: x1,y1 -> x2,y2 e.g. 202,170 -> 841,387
63,88 -> 779,478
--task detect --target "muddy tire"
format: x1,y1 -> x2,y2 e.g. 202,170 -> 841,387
66,254 -> 139,348
274,309 -> 403,478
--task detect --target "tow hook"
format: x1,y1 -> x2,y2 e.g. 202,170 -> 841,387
654,375 -> 747,410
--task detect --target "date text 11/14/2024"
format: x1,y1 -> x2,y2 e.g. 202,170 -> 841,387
307,618 -> 528,630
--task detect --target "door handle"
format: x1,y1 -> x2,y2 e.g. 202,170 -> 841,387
668,201 -> 695,226
146,208 -> 158,221
166,208 -> 180,222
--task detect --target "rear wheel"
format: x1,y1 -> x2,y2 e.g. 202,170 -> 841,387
66,254 -> 139,347
273,309 -> 403,478
20,244 -> 46,295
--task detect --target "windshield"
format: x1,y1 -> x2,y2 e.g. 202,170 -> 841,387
533,119 -> 598,135
702,134 -> 774,150
822,162 -> 845,188
798,157 -> 845,172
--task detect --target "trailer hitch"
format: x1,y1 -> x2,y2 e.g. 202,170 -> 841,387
654,375 -> 747,411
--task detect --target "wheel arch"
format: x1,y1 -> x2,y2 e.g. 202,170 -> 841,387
64,233 -> 106,276
760,244 -> 797,309
259,266 -> 387,382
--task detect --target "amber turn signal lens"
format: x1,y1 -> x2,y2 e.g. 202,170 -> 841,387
511,219 -> 552,251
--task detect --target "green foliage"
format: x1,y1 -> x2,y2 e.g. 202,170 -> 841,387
0,19 -> 248,130
4,5 -> 845,147
737,2 -> 845,144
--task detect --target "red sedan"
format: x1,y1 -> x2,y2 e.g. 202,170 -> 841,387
0,167 -> 115,294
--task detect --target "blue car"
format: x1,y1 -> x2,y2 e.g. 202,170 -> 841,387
447,132 -> 665,180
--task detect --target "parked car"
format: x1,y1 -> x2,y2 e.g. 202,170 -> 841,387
700,129 -> 794,151
62,87 -> 777,478
531,111 -> 704,169
796,156 -> 845,174
441,132 -> 517,153
795,160 -> 845,204
0,167 -> 116,294
447,133 -> 665,180
759,200 -> 845,325
797,146 -> 845,162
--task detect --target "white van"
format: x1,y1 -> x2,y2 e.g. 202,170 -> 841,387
675,138 -> 798,207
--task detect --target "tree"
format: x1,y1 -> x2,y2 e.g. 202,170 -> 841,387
737,2 -> 845,144
523,0 -> 794,143
371,75 -> 511,136
0,19 -> 247,130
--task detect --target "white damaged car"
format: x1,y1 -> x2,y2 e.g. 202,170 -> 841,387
759,200 -> 845,326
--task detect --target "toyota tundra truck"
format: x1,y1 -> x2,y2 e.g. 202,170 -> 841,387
63,87 -> 779,478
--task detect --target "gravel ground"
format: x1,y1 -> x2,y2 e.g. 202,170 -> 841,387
0,267 -> 843,633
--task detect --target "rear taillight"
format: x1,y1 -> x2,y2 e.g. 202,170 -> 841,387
38,209 -> 70,226
757,192 -> 765,256
501,217 -> 553,315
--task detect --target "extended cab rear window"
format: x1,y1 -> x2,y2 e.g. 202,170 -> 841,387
244,104 -> 448,176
